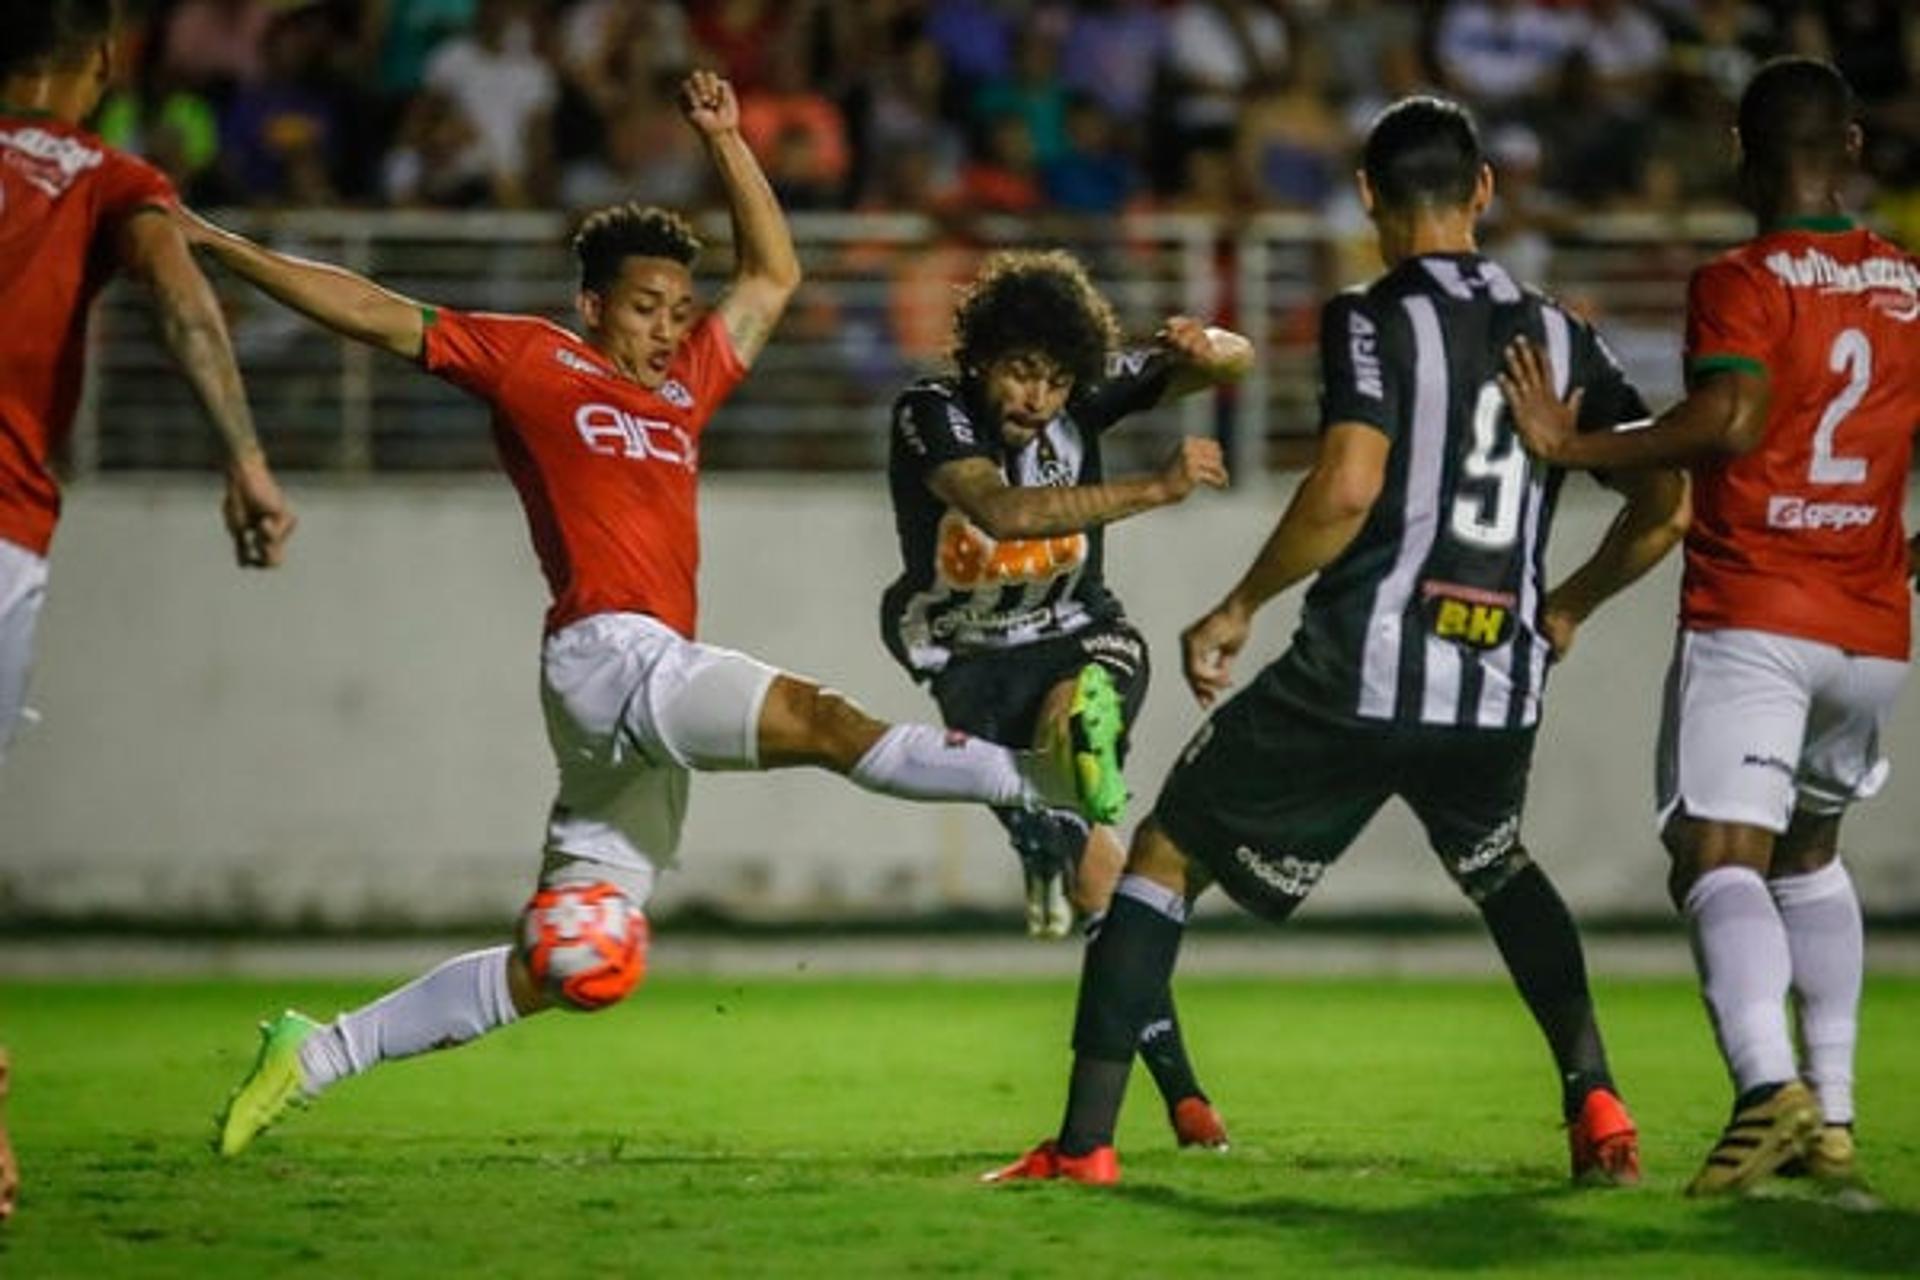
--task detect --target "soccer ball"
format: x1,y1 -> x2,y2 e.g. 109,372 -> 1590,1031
519,881 -> 649,1010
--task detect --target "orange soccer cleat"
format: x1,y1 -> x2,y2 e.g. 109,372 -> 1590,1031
1171,1096 -> 1230,1151
981,1139 -> 1120,1185
1569,1087 -> 1641,1187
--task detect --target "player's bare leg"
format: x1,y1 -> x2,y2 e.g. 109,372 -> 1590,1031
755,671 -> 1122,823
0,1047 -> 18,1223
1666,816 -> 1821,1195
1767,810 -> 1868,1192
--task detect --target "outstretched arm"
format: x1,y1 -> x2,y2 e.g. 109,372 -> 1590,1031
169,205 -> 428,361
1501,337 -> 1769,470
682,70 -> 800,365
120,211 -> 296,568
1183,423 -> 1389,705
1539,468 -> 1690,659
929,437 -> 1228,541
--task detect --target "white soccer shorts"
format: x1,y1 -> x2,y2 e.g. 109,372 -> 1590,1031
538,611 -> 779,900
0,538 -> 49,766
1656,627 -> 1908,833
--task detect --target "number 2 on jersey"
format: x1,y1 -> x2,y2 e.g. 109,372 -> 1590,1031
1450,381 -> 1527,550
1809,329 -> 1871,485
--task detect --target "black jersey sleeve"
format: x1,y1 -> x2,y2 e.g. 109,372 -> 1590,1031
893,386 -> 997,472
1070,346 -> 1176,433
1317,292 -> 1399,439
1570,318 -> 1652,434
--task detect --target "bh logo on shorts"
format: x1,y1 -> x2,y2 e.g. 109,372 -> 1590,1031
575,404 -> 696,471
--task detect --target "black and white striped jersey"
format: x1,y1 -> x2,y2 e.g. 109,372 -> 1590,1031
1267,253 -> 1650,730
881,349 -> 1173,678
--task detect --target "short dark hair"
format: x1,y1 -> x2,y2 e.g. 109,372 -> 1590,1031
1362,95 -> 1484,212
0,0 -> 115,77
1738,57 -> 1856,175
571,204 -> 702,294
953,250 -> 1117,388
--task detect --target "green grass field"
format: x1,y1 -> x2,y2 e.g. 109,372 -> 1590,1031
3,975 -> 1918,1277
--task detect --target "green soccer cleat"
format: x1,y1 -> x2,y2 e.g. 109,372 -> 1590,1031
1068,664 -> 1128,826
214,1010 -> 321,1158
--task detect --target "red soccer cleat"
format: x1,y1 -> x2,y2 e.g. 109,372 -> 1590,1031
981,1139 -> 1120,1185
1171,1096 -> 1230,1151
1569,1087 -> 1641,1187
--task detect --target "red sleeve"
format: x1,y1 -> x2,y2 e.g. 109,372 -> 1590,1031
674,312 -> 749,430
419,308 -> 547,400
94,149 -> 177,257
1684,258 -> 1783,386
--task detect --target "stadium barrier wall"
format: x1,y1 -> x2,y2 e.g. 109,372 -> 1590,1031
3,476 -> 1916,928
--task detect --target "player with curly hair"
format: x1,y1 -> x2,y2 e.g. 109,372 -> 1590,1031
881,248 -> 1250,1148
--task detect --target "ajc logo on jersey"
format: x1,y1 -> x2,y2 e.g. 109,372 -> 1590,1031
935,511 -> 1086,589
574,404 -> 696,470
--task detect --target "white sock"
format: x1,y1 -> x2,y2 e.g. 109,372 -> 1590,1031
849,724 -> 1056,809
1685,866 -> 1797,1096
1770,860 -> 1862,1125
297,946 -> 520,1095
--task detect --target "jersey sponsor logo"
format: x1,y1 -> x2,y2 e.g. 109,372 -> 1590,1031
1421,581 -> 1517,650
935,511 -> 1087,590
1348,309 -> 1384,400
0,126 -> 106,197
554,347 -> 608,377
1108,349 -> 1152,380
1232,846 -> 1325,900
946,403 -> 975,444
574,403 -> 696,470
1763,249 -> 1920,323
660,378 -> 694,409
1741,752 -> 1795,779
929,602 -> 1056,640
1766,495 -> 1878,531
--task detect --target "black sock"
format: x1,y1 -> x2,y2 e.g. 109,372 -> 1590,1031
1138,988 -> 1204,1108
1059,891 -> 1186,1154
1477,861 -> 1614,1119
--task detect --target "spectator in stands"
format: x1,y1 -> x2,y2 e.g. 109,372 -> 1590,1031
1577,0 -> 1668,113
1669,0 -> 1773,105
161,0 -> 276,94
958,111 -> 1043,214
1537,52 -> 1650,208
559,80 -> 710,213
1639,65 -> 1740,212
1060,0 -> 1168,127
221,6 -> 346,205
98,21 -> 231,203
1235,34 -> 1348,214
381,88 -> 486,206
1042,94 -> 1137,214
558,0 -> 692,120
417,0 -> 557,207
740,37 -> 852,205
1482,122 -> 1561,287
373,0 -> 476,97
1165,0 -> 1289,156
1434,0 -> 1578,116
925,0 -> 1017,99
1322,0 -> 1426,117
690,0 -> 786,94
974,18 -> 1070,166
860,31 -> 966,207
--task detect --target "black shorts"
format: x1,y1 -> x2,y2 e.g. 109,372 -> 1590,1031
931,619 -> 1149,755
1154,671 -> 1537,922
930,620 -> 1150,872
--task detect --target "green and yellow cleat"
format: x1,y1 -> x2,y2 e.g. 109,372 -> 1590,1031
1068,664 -> 1129,826
214,1010 -> 320,1158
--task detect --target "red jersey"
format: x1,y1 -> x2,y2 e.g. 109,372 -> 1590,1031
421,308 -> 747,637
1681,221 -> 1920,659
0,113 -> 175,555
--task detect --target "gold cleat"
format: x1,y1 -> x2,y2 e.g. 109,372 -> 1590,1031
1685,1080 -> 1821,1197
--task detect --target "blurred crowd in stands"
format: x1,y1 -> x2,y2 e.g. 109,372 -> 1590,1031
91,1 -> 1920,237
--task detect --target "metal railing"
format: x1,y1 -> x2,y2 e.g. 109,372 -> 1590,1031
78,209 -> 1749,479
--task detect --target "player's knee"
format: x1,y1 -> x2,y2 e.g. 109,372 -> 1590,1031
517,881 -> 650,1012
766,678 -> 880,770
